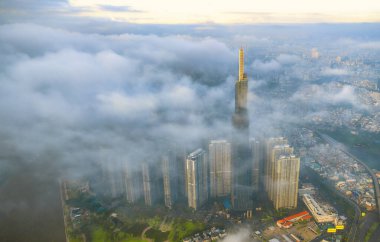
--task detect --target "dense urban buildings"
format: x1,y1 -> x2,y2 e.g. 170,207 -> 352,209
186,149 -> 208,210
209,140 -> 232,197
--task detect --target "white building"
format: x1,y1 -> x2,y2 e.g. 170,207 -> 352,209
186,149 -> 208,210
303,194 -> 337,223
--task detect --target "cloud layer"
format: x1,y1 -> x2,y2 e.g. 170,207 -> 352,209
1,22 -> 377,175
0,23 -> 240,175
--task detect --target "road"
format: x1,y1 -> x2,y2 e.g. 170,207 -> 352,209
141,226 -> 152,241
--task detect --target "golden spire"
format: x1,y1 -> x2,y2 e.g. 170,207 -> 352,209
238,47 -> 245,81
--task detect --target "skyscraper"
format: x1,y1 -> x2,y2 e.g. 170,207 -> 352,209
265,138 -> 300,210
250,138 -> 262,194
98,154 -> 125,199
267,144 -> 294,201
162,153 -> 178,209
142,163 -> 153,206
176,148 -> 188,199
125,165 -> 143,204
233,48 -> 249,130
141,162 -> 163,206
231,48 -> 252,210
272,154 -> 300,210
265,137 -> 288,193
209,140 -> 232,197
186,149 -> 208,210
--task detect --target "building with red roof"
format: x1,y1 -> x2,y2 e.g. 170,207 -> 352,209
277,211 -> 311,228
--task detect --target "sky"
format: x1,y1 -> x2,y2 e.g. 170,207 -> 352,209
71,0 -> 380,23
1,0 -> 380,24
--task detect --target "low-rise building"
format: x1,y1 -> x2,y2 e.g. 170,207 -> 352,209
303,194 -> 337,223
276,211 -> 312,228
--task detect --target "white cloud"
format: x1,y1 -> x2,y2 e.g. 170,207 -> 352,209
0,23 -> 239,164
321,67 -> 349,76
252,59 -> 282,73
97,92 -> 157,117
358,41 -> 380,49
291,83 -> 364,109
276,54 -> 300,64
221,228 -> 257,242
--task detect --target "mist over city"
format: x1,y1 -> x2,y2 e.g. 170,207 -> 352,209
1,1 -> 380,242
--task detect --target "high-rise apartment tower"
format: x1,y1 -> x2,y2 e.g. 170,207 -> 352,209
209,140 -> 232,197
186,149 -> 208,210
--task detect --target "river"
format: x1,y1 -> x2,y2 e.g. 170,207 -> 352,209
0,156 -> 66,242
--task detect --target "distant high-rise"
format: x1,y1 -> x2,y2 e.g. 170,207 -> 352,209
209,140 -> 232,197
142,163 -> 153,206
311,48 -> 320,59
186,149 -> 208,210
125,165 -> 143,204
231,48 -> 252,210
265,138 -> 300,210
162,153 -> 178,209
142,163 -> 162,206
250,138 -> 263,194
176,148 -> 188,199
99,156 -> 125,198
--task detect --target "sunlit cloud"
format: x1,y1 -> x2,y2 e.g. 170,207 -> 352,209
68,0 -> 380,24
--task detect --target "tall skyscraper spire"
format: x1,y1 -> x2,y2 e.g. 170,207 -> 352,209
234,47 -> 249,128
239,47 -> 245,81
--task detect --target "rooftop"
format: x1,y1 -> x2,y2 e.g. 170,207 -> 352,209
188,148 -> 205,159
